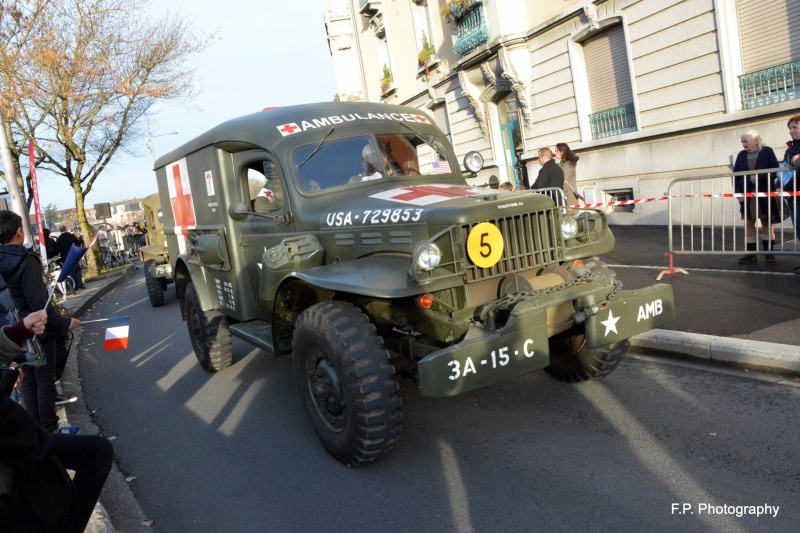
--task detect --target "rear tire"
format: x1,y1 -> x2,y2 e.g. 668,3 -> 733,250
293,301 -> 402,466
185,282 -> 232,372
545,326 -> 628,383
144,260 -> 165,307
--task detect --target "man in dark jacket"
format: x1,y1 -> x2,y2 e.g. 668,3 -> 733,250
531,147 -> 565,201
55,225 -> 84,290
784,114 -> 800,274
0,211 -> 80,432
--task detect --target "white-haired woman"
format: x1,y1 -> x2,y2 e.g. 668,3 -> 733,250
733,129 -> 779,263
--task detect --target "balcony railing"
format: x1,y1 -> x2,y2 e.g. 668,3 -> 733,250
739,60 -> 800,110
589,103 -> 637,139
452,1 -> 489,56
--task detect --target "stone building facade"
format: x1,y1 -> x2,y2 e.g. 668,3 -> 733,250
323,0 -> 799,224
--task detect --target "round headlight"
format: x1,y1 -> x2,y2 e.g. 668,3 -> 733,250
463,151 -> 484,173
417,243 -> 442,271
561,217 -> 579,239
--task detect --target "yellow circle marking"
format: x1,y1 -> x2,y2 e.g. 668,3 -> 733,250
467,222 -> 504,268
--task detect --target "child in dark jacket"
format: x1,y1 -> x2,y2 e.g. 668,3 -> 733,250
0,211 -> 80,432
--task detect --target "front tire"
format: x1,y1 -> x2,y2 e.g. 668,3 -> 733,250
143,260 -> 165,307
185,282 -> 232,372
545,326 -> 628,383
293,301 -> 402,466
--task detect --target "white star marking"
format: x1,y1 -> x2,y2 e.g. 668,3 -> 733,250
601,310 -> 620,336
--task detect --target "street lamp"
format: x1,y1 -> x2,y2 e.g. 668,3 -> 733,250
147,131 -> 178,164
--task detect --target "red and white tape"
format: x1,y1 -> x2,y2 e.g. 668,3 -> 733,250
567,191 -> 800,210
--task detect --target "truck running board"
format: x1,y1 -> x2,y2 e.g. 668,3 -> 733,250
228,320 -> 275,356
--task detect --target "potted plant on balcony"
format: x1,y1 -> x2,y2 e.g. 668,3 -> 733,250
380,64 -> 394,94
440,0 -> 472,25
418,31 -> 435,76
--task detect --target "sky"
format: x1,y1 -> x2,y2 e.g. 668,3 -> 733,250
30,0 -> 338,210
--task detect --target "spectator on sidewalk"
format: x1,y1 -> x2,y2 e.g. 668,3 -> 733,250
0,310 -> 113,533
733,130 -> 779,263
55,226 -> 85,290
556,142 -> 583,206
0,211 -> 81,433
42,229 -> 59,264
781,114 -> 800,274
531,147 -> 565,206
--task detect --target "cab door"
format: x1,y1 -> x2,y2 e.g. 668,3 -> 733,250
231,151 -> 296,321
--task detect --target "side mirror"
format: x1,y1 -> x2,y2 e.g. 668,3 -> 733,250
228,201 -> 249,221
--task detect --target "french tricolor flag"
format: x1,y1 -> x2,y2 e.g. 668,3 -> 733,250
104,316 -> 130,351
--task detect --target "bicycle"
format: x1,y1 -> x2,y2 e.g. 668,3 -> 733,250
46,259 -> 76,299
101,245 -> 139,272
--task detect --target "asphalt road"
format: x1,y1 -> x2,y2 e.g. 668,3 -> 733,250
77,276 -> 800,532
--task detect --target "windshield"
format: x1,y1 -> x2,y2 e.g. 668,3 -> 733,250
293,132 -> 456,193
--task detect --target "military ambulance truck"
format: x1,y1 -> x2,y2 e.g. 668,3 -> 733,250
139,193 -> 173,307
153,102 -> 674,466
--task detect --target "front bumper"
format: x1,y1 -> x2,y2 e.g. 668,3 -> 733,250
417,282 -> 674,397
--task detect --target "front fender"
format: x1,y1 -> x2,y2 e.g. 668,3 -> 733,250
293,255 -> 462,298
175,256 -> 216,312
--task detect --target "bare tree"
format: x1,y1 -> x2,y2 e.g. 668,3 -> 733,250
0,0 -> 207,275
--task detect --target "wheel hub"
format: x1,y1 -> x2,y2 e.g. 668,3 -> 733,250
308,355 -> 346,431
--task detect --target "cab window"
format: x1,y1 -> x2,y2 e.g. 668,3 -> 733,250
245,160 -> 284,213
292,132 -> 456,193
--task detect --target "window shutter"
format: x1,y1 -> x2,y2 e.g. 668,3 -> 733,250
738,0 -> 800,72
584,25 -> 633,113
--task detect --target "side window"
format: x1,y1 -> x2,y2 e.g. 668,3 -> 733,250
245,160 -> 284,213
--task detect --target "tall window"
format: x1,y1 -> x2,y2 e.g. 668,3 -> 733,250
737,0 -> 800,108
584,24 -> 636,139
411,1 -> 436,70
375,34 -> 393,94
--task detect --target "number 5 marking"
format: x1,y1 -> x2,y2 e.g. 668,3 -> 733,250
467,222 -> 504,268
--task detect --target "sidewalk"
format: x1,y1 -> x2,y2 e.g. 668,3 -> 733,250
56,264 -> 150,533
598,225 -> 800,374
56,228 -> 800,530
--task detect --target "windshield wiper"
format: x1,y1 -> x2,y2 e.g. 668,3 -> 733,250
297,127 -> 335,168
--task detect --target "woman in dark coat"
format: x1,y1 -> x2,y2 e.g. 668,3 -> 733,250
733,129 -> 778,263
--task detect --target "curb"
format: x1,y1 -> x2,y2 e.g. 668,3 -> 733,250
630,328 -> 800,374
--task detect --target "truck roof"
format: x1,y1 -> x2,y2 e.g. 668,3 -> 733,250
153,102 -> 439,169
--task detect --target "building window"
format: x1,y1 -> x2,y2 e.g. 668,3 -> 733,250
450,0 -> 489,57
736,0 -> 800,109
411,1 -> 438,74
606,188 -> 635,212
583,24 -> 636,139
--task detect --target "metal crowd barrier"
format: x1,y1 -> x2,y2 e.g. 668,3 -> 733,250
667,166 -> 798,256
529,187 -> 567,208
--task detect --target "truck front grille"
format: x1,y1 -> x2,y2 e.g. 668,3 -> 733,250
461,209 -> 561,307
461,209 -> 560,283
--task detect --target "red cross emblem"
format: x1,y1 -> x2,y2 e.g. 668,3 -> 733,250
277,123 -> 300,136
413,115 -> 430,124
166,159 -> 196,253
371,185 -> 482,206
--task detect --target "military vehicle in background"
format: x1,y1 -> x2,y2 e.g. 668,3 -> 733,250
153,102 -> 675,466
139,192 -> 172,307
